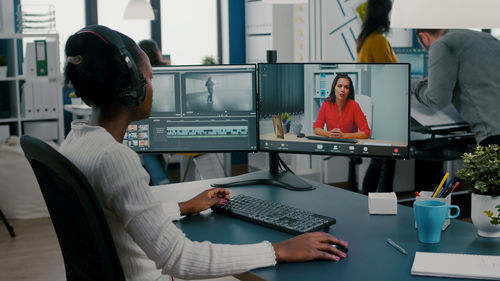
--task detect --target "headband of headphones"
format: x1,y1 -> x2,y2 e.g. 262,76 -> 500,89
75,25 -> 146,107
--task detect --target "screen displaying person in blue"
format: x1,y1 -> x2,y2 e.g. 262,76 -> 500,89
205,76 -> 215,103
313,73 -> 371,139
259,63 -> 410,158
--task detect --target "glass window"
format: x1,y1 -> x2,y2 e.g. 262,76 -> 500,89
97,0 -> 151,43
161,0 -> 217,65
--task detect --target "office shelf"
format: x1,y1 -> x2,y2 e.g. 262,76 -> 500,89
0,32 -> 64,143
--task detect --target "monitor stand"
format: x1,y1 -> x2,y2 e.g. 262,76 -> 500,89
211,153 -> 315,191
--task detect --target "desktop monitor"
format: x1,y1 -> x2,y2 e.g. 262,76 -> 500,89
213,62 -> 410,191
259,62 -> 410,159
123,64 -> 258,153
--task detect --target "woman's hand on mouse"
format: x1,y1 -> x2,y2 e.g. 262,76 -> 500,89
272,232 -> 348,262
179,187 -> 230,216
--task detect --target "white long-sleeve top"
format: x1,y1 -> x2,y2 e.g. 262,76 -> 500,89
59,120 -> 276,281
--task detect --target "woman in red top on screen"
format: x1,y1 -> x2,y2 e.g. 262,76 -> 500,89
313,73 -> 370,139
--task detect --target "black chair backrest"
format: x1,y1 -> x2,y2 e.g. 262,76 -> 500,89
20,135 -> 125,281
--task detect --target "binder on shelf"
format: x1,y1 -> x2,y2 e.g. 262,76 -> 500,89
21,82 -> 35,118
24,41 -> 57,80
35,40 -> 48,77
43,80 -> 59,118
32,81 -> 44,118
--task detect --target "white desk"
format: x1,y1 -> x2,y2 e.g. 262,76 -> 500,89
63,104 -> 91,119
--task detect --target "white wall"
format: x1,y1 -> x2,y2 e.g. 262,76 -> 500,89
309,0 -> 412,62
370,64 -> 409,142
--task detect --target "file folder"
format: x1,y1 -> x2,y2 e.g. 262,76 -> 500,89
21,82 -> 35,118
35,40 -> 48,77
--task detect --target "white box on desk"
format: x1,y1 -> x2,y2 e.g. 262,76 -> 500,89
368,192 -> 397,215
415,191 -> 451,231
23,121 -> 58,141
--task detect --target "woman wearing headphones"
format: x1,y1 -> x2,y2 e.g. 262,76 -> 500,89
59,25 -> 347,281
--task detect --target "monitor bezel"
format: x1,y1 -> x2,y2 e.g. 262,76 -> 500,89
256,62 -> 411,159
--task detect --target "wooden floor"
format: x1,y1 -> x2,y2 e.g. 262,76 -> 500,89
0,217 -> 237,281
0,217 -> 65,281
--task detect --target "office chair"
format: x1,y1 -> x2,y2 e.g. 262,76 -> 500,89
20,135 -> 126,281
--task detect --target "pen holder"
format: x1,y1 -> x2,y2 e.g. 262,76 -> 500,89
415,191 -> 451,231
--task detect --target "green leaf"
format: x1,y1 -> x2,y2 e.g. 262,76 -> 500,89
457,144 -> 500,195
484,210 -> 494,218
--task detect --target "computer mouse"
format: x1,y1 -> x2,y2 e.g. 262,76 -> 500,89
332,244 -> 348,253
297,133 -> 305,138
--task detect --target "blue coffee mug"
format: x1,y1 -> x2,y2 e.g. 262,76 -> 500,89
414,200 -> 460,243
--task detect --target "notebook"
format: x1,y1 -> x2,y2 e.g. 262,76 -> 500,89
411,252 -> 500,280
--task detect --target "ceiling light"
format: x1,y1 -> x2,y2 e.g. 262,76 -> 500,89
124,0 -> 154,20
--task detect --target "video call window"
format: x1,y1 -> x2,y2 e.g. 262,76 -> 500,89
125,65 -> 258,153
258,63 -> 410,158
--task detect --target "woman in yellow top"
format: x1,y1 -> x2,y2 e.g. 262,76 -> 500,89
356,0 -> 397,63
356,0 -> 397,194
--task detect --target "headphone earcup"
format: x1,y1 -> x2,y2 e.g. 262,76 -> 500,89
120,73 -> 147,106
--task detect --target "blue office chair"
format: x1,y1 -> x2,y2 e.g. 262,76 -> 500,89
20,135 -> 125,281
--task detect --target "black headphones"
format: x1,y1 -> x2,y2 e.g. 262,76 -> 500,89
77,25 -> 147,107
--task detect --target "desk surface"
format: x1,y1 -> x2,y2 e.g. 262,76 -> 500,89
152,172 -> 500,281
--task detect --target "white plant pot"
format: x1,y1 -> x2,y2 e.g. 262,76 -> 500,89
471,193 -> 500,238
71,97 -> 83,105
0,66 -> 7,77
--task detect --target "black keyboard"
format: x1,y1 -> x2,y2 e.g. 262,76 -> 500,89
305,135 -> 358,143
212,194 -> 336,235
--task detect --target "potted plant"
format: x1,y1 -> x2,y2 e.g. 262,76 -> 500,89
0,55 -> 7,78
457,144 -> 500,238
201,56 -> 217,65
281,112 -> 291,133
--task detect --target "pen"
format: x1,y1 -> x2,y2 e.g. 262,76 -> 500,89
439,181 -> 453,198
386,238 -> 407,255
450,181 -> 460,193
432,172 -> 449,198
